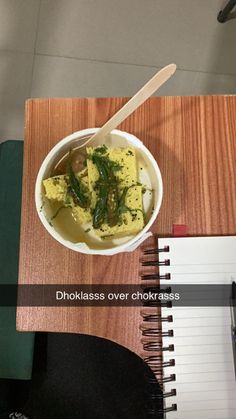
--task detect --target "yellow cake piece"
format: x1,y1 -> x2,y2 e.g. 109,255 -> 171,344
94,186 -> 144,238
71,205 -> 92,224
43,175 -> 67,201
86,146 -> 138,191
43,174 -> 92,224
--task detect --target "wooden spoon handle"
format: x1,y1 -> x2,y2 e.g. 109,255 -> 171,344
90,63 -> 176,143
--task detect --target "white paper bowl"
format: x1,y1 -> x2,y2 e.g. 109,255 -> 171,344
35,129 -> 163,255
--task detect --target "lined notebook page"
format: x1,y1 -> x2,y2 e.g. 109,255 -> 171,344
159,236 -> 236,419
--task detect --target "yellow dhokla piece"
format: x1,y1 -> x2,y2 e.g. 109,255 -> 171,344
95,186 -> 144,237
43,174 -> 92,224
86,146 -> 138,190
71,205 -> 92,224
43,175 -> 67,201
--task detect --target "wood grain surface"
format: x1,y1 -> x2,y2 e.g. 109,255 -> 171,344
17,96 -> 236,359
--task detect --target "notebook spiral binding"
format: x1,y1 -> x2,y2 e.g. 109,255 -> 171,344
140,244 -> 177,417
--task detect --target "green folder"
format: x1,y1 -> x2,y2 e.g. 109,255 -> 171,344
0,140 -> 34,380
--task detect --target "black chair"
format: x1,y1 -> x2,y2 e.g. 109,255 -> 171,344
18,333 -> 163,419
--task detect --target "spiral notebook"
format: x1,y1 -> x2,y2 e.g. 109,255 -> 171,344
142,236 -> 236,419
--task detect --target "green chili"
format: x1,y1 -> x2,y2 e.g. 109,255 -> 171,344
67,153 -> 90,208
93,187 -> 108,228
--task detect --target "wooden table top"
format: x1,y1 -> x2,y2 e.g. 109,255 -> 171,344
17,96 -> 236,358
